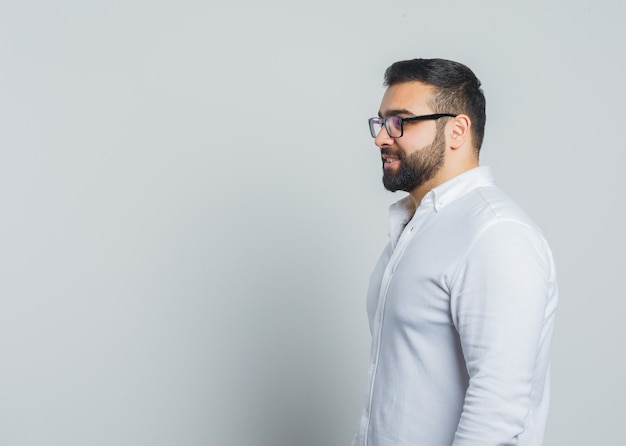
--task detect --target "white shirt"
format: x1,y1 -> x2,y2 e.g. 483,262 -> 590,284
352,166 -> 558,446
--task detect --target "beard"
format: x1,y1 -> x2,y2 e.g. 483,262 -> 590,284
382,126 -> 446,193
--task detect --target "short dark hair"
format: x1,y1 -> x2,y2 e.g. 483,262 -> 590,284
384,58 -> 486,152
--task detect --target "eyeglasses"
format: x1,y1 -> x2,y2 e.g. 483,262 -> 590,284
368,113 -> 457,138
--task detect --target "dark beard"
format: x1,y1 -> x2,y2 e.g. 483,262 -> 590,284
382,127 -> 446,193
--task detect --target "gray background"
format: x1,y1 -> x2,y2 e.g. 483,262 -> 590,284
0,1 -> 624,445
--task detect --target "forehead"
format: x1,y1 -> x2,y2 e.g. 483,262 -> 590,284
379,81 -> 436,116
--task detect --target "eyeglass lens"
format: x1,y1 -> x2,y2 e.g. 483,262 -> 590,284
370,117 -> 403,138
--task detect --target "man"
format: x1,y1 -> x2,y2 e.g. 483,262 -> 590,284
352,58 -> 558,446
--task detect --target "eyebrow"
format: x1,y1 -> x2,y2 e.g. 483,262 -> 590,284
378,108 -> 415,118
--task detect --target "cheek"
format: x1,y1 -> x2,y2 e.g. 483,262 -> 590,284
398,141 -> 427,159
399,131 -> 436,155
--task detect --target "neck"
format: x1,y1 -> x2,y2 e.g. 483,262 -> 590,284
409,159 -> 479,207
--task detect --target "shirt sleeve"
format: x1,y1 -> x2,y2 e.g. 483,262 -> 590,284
449,220 -> 556,446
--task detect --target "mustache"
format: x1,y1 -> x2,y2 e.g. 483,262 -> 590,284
381,148 -> 405,159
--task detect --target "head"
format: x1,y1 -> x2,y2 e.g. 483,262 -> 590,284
371,58 -> 486,196
384,58 -> 486,152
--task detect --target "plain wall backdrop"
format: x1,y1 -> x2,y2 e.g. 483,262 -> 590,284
0,1 -> 624,445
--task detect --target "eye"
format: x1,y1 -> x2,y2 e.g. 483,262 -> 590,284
388,117 -> 402,129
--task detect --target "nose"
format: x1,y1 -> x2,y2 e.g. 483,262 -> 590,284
374,125 -> 394,148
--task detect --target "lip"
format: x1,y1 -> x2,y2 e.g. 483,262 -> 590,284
382,153 -> 401,169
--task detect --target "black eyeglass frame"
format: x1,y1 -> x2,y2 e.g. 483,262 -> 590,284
368,113 -> 458,138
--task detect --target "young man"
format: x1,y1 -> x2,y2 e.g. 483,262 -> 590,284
352,58 -> 558,446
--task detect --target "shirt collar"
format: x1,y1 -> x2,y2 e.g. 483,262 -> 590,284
388,195 -> 416,247
387,166 -> 495,245
428,165 -> 495,212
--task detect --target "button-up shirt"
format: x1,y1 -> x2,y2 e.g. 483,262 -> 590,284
352,166 -> 558,446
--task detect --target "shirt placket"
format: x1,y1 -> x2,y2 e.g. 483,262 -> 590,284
361,199 -> 435,445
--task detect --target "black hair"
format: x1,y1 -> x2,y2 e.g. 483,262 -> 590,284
384,58 -> 486,152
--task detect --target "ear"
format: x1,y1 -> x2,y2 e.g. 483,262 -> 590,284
448,114 -> 471,150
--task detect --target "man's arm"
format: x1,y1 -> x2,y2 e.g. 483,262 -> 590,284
450,220 -> 558,446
